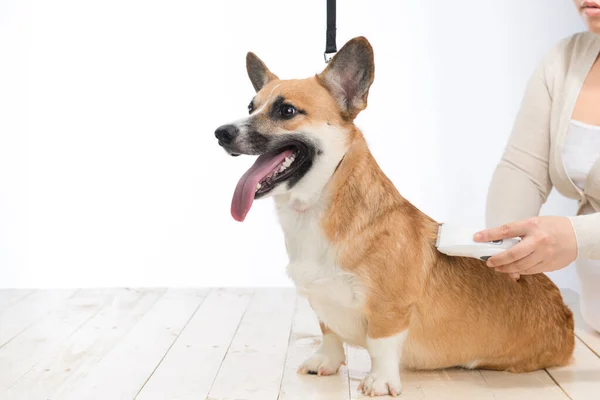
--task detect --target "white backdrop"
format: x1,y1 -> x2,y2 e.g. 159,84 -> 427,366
0,1 -> 585,289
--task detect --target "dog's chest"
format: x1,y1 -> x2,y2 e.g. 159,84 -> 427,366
277,203 -> 367,345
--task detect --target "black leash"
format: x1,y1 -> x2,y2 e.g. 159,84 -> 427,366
324,0 -> 337,63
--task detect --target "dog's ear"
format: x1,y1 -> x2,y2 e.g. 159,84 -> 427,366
246,52 -> 279,92
317,37 -> 375,119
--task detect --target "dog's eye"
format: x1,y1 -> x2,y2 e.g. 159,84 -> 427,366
280,105 -> 297,118
248,102 -> 254,114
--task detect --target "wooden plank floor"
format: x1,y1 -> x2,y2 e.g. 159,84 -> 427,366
0,288 -> 598,400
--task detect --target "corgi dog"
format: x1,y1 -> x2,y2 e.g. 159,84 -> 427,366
214,37 -> 574,397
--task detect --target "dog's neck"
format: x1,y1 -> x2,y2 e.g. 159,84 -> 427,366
275,128 -> 408,220
322,131 -> 439,245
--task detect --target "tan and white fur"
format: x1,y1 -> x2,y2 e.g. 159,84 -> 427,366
215,37 -> 575,397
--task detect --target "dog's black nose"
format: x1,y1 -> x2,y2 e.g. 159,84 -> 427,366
214,124 -> 239,145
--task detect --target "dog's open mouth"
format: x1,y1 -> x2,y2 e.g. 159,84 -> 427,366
231,140 -> 311,222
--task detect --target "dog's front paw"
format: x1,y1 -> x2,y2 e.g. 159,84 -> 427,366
357,372 -> 402,397
297,352 -> 344,376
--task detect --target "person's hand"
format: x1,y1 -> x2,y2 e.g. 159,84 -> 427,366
473,216 -> 578,280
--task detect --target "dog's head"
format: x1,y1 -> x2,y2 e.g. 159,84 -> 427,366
216,37 -> 375,221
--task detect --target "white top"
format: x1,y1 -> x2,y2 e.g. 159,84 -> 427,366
563,120 -> 600,190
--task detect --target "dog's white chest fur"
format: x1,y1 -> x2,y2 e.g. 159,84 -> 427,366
276,197 -> 368,346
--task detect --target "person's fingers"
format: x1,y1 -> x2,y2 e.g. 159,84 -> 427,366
509,272 -> 521,281
486,239 -> 535,268
494,251 -> 544,273
474,220 -> 531,242
518,261 -> 549,275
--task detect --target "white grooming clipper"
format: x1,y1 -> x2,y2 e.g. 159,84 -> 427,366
435,223 -> 520,261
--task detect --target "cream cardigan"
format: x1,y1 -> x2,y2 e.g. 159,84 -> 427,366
486,31 -> 600,260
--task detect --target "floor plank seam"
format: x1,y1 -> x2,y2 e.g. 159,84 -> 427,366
478,371 -> 500,400
3,290 -> 114,392
90,288 -> 168,369
0,289 -> 81,350
345,344 -> 351,400
575,331 -> 600,358
544,368 -> 573,400
204,288 -> 256,400
477,369 -> 492,389
276,296 -> 299,400
0,317 -> 42,351
45,288 -> 168,397
133,288 -> 212,400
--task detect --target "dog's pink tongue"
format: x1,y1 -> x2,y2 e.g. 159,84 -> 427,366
231,149 -> 294,222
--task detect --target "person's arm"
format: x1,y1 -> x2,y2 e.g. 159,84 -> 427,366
485,61 -> 553,229
568,212 -> 600,259
475,55 -> 578,277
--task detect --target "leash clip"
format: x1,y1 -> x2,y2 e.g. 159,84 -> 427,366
324,52 -> 336,64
